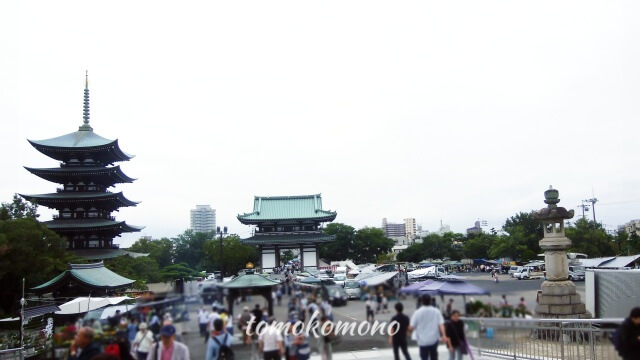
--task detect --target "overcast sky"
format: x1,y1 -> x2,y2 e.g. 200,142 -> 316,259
2,1 -> 640,248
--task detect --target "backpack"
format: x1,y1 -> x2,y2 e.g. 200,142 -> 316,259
213,333 -> 234,360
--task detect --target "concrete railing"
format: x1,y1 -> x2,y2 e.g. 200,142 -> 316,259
461,317 -> 623,360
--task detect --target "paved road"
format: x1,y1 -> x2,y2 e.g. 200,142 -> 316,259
182,273 -> 586,359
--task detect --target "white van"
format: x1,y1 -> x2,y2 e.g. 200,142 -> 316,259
515,267 -> 544,280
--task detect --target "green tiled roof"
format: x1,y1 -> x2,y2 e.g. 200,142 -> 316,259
72,249 -> 149,260
21,191 -> 139,207
32,261 -> 135,292
218,274 -> 281,289
237,194 -> 337,224
28,130 -> 133,163
43,219 -> 144,232
241,233 -> 336,245
24,166 -> 135,185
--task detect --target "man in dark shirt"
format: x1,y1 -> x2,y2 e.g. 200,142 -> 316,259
445,310 -> 467,360
618,307 -> 640,360
68,327 -> 101,360
389,302 -> 411,360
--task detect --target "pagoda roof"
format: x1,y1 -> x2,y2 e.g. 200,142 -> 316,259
24,166 -> 135,185
20,192 -> 139,210
42,218 -> 144,233
28,129 -> 133,164
71,248 -> 149,260
240,232 -> 336,245
32,261 -> 135,293
237,194 -> 337,224
217,274 -> 281,289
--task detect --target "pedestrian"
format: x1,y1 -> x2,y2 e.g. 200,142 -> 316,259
221,308 -> 234,336
68,327 -> 101,360
259,316 -> 285,360
205,318 -> 233,360
445,310 -> 467,360
365,296 -> 375,323
318,316 -> 334,360
616,306 -> 640,360
127,317 -> 138,347
146,325 -> 189,360
382,294 -> 389,314
238,306 -> 253,345
276,287 -> 283,306
389,302 -> 411,360
198,306 -> 210,341
207,305 -> 221,343
408,294 -> 448,360
500,295 -> 508,307
445,299 -> 454,319
132,322 -> 154,360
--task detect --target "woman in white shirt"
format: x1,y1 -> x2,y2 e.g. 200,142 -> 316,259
132,322 -> 155,360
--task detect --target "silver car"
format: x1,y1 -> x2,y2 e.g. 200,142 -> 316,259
344,280 -> 361,300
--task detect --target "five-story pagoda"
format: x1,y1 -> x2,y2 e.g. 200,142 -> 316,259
21,75 -> 143,254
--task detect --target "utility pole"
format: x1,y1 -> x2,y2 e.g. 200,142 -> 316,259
578,201 -> 590,219
584,198 -> 598,222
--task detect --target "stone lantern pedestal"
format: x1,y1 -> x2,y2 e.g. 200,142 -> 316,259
533,187 -> 590,319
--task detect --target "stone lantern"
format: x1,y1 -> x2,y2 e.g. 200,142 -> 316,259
534,186 -> 590,318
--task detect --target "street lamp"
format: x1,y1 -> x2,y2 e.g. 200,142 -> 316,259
217,226 -> 228,278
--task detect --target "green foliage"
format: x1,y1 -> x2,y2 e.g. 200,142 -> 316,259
351,227 -> 394,264
0,194 -> 39,220
462,233 -> 496,259
566,218 -> 616,257
281,250 -> 295,263
396,243 -> 423,263
128,237 -> 174,268
158,262 -> 198,282
319,223 -> 356,261
202,235 -> 259,276
104,255 -> 161,289
487,212 -> 543,262
396,233 -> 462,263
376,252 -> 396,264
172,230 -> 214,270
0,217 -> 76,316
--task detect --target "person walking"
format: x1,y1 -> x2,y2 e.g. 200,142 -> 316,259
259,316 -> 284,360
205,318 -> 233,360
318,316 -> 334,360
132,322 -> 154,360
198,307 -> 210,342
408,294 -> 448,360
389,302 -> 411,360
146,325 -> 189,360
238,306 -> 253,345
365,296 -> 375,323
617,307 -> 640,360
445,310 -> 467,360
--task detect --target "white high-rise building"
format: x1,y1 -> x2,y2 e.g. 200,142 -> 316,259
404,218 -> 416,240
190,205 -> 216,233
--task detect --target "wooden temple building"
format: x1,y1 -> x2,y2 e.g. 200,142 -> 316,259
20,75 -> 143,258
238,194 -> 337,271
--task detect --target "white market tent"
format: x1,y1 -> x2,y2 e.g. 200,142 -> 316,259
55,296 -> 133,315
407,266 -> 436,279
359,271 -> 398,287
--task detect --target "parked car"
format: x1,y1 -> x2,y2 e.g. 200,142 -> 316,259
509,266 -> 523,277
568,265 -> 586,281
344,280 -> 361,299
515,267 -> 544,280
318,269 -> 333,278
333,274 -> 347,287
323,285 -> 348,306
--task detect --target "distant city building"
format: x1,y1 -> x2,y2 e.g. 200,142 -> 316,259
621,219 -> 640,237
436,221 -> 451,236
404,218 -> 417,240
190,205 -> 216,233
382,218 -> 406,237
467,221 -> 483,234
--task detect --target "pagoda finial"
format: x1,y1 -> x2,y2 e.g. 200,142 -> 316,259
79,70 -> 93,131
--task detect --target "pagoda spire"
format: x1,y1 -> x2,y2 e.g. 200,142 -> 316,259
79,70 -> 93,131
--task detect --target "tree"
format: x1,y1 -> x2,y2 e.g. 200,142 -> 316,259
377,252 -> 396,264
502,212 -> 543,257
566,218 -> 616,257
351,227 -> 394,264
319,223 -> 356,261
202,235 -> 259,276
158,263 -> 198,282
281,250 -> 295,264
0,217 -> 76,316
463,233 -> 496,259
0,194 -> 39,220
128,237 -> 174,268
396,243 -> 424,263
104,255 -> 161,289
172,229 -> 214,270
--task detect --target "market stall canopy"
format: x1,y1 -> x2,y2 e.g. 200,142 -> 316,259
300,276 -> 322,285
419,280 -> 490,296
359,271 -> 398,287
100,304 -> 137,320
56,296 -> 133,315
217,274 -> 281,289
397,280 -> 434,295
408,266 -> 436,279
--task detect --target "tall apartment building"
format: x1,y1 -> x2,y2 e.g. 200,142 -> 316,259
621,219 -> 640,237
382,218 -> 406,237
404,218 -> 417,240
190,205 -> 216,233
